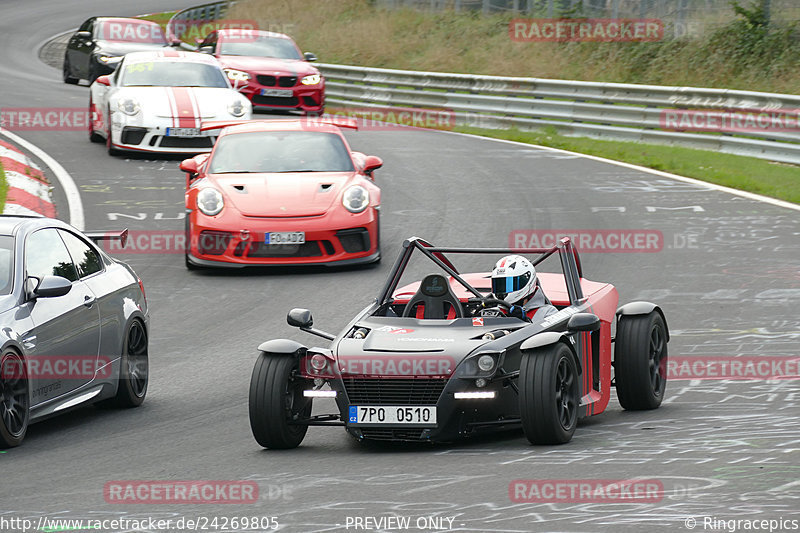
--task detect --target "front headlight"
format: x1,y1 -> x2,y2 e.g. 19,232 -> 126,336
477,354 -> 496,372
117,98 -> 140,116
342,185 -> 369,213
196,188 -> 224,216
224,69 -> 250,82
456,351 -> 504,379
227,99 -> 246,117
98,55 -> 122,64
301,74 -> 321,85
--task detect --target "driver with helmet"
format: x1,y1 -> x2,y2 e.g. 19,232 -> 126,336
488,255 -> 557,321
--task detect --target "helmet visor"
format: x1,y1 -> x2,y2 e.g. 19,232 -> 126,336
492,272 -> 531,299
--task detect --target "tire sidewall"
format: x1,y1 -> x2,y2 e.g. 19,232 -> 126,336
0,351 -> 29,448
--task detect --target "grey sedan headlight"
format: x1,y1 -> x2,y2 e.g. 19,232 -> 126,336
117,98 -> 140,116
342,185 -> 369,213
197,188 -> 224,216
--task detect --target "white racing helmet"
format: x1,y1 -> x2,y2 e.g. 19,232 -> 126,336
491,255 -> 537,304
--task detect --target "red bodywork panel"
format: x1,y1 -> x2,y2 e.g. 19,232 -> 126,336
394,271 -> 619,417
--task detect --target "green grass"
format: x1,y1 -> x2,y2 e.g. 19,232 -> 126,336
134,11 -> 177,25
455,126 -> 800,203
0,160 -> 7,214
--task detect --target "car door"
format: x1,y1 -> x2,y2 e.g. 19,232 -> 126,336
23,228 -> 101,406
68,18 -> 95,79
58,229 -> 123,371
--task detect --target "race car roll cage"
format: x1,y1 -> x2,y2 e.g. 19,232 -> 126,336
376,236 -> 585,312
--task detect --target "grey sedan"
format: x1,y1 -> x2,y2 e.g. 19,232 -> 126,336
0,215 -> 148,448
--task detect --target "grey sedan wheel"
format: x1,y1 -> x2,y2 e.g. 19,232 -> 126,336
0,351 -> 29,448
111,320 -> 149,407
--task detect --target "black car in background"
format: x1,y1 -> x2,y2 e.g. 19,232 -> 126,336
63,17 -> 173,84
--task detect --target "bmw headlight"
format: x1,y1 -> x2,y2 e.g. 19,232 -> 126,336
227,99 -> 246,117
301,74 -> 321,85
342,185 -> 369,213
224,69 -> 250,82
98,55 -> 122,64
117,98 -> 140,116
196,188 -> 224,216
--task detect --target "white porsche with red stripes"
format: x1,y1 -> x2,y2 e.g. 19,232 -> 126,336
88,50 -> 252,155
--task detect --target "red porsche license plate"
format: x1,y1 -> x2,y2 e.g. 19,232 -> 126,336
266,232 -> 305,245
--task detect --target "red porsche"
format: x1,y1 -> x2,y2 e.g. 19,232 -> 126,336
180,118 -> 382,268
198,29 -> 324,115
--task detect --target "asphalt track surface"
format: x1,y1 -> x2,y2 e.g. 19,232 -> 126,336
1,1 -> 799,532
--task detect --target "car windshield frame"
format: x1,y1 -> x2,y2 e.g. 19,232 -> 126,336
208,131 -> 355,174
119,60 -> 230,88
0,235 -> 14,296
95,19 -> 167,45
218,36 -> 303,60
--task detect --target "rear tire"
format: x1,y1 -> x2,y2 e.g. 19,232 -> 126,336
0,351 -> 29,448
249,352 -> 312,449
615,312 -> 667,410
107,320 -> 149,407
519,342 -> 578,445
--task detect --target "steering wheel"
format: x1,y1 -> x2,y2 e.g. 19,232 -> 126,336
467,296 -> 512,314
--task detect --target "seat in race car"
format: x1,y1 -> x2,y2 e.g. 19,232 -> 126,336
401,273 -> 464,319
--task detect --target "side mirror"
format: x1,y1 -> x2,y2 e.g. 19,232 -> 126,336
363,155 -> 383,177
567,313 -> 601,332
287,308 -> 313,328
94,75 -> 111,87
75,31 -> 92,41
180,158 -> 199,175
170,38 -> 183,47
198,45 -> 214,54
303,52 -> 318,62
31,276 -> 72,299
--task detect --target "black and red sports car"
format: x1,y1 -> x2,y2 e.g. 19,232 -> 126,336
180,118 -> 382,268
248,237 -> 669,448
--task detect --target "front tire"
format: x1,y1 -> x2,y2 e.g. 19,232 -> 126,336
89,97 -> 103,143
108,320 -> 149,407
249,352 -> 312,449
519,342 -> 579,445
62,56 -> 78,84
0,351 -> 29,448
615,312 -> 667,410
106,107 -> 121,156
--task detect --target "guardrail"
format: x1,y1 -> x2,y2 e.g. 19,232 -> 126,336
318,63 -> 800,164
166,0 -> 234,49
166,0 -> 800,164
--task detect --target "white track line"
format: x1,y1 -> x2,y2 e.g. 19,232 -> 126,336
0,128 -> 84,229
443,131 -> 800,212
